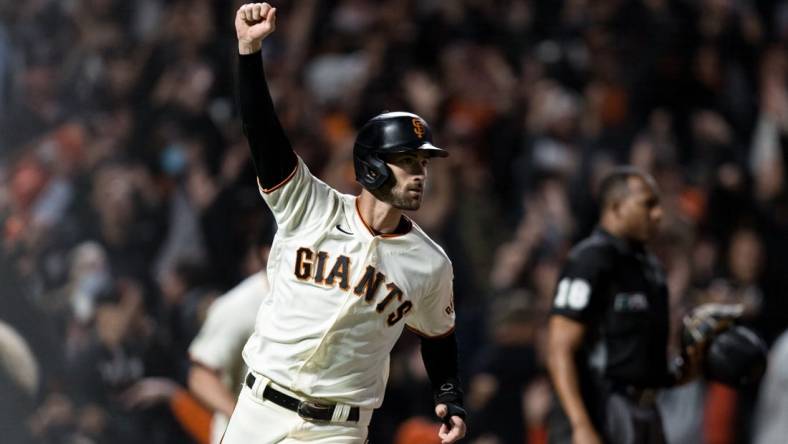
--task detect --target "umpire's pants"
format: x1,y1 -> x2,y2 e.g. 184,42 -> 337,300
547,391 -> 666,444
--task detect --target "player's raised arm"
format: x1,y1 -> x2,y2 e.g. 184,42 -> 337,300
235,3 -> 297,190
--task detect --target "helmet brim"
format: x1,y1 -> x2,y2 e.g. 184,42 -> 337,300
417,142 -> 449,158
371,142 -> 450,159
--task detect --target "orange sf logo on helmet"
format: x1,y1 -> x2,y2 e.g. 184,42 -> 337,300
412,118 -> 425,139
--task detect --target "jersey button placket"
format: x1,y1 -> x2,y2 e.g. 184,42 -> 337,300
366,236 -> 379,265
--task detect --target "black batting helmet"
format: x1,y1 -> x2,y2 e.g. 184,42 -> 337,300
353,112 -> 448,190
704,325 -> 768,388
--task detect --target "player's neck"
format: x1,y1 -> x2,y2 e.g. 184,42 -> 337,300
600,215 -> 623,239
600,216 -> 643,247
357,191 -> 403,234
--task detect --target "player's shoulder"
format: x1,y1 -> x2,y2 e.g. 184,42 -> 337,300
299,157 -> 344,195
228,272 -> 269,297
567,230 -> 617,265
281,156 -> 344,196
408,221 -> 452,269
210,272 -> 269,313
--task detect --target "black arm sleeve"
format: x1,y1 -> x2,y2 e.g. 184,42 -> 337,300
420,332 -> 463,401
238,51 -> 298,189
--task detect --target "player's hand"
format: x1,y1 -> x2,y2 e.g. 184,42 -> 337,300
121,377 -> 178,409
435,404 -> 467,443
572,422 -> 602,444
236,3 -> 277,55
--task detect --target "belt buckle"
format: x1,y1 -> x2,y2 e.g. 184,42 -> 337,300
620,385 -> 656,407
297,400 -> 333,421
639,389 -> 656,406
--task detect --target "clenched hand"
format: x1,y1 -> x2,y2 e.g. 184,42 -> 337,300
236,3 -> 277,55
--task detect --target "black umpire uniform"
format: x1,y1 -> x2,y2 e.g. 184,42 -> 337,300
548,227 -> 670,444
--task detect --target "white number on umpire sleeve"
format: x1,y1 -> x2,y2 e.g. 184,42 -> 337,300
553,278 -> 591,310
567,279 -> 590,309
554,278 -> 570,308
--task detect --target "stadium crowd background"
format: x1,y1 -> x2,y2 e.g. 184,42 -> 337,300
1,0 -> 787,443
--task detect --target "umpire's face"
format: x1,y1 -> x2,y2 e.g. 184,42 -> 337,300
378,151 -> 429,210
618,176 -> 663,242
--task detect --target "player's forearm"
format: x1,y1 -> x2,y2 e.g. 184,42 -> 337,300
420,332 -> 461,391
420,332 -> 467,409
188,365 -> 237,417
547,346 -> 594,430
420,331 -> 467,427
237,51 -> 297,189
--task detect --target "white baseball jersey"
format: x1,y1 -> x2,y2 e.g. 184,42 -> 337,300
189,272 -> 268,444
241,157 -> 455,409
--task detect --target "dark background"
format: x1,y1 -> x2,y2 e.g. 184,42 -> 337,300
1,0 -> 786,443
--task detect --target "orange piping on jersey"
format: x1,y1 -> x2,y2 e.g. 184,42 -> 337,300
406,325 -> 455,339
258,162 -> 299,194
354,198 -> 412,238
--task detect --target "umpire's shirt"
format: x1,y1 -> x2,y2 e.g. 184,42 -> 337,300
551,228 -> 670,410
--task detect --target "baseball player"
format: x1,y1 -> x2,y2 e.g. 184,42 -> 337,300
223,3 -> 466,444
188,268 -> 269,444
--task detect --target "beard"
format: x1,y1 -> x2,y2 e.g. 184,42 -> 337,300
370,178 -> 422,210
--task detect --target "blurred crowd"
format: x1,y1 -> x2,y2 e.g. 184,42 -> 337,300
1,0 -> 787,443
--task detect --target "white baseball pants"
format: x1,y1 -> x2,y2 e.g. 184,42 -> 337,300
221,374 -> 371,444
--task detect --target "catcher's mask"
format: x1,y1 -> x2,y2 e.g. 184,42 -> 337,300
353,112 -> 448,190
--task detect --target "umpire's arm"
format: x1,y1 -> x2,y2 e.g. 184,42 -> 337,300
547,316 -> 601,444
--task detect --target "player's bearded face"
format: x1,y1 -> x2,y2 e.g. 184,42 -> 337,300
374,152 -> 429,211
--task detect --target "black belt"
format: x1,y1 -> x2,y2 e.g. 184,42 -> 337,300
245,373 -> 360,422
611,384 -> 658,407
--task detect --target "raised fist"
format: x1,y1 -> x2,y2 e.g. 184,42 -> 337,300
236,3 -> 277,54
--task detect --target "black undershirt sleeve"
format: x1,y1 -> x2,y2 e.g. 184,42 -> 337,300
238,51 -> 298,189
420,332 -> 462,398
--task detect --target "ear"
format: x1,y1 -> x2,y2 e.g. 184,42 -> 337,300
610,198 -> 624,217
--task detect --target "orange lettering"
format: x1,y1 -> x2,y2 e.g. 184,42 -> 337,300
412,118 -> 425,139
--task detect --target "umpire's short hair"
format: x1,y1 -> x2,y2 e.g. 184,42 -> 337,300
598,166 -> 653,210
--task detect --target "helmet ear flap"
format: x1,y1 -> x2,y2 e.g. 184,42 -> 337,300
355,153 -> 390,190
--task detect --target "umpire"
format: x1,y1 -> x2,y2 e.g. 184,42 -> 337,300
546,167 -> 686,444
